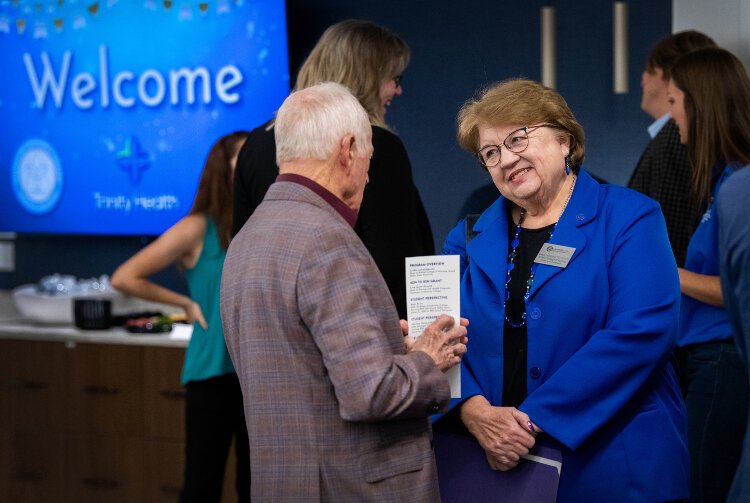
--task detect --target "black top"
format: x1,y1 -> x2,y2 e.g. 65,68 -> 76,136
503,210 -> 555,408
627,119 -> 702,267
232,120 -> 435,319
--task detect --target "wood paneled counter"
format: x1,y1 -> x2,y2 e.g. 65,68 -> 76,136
0,323 -> 237,503
0,321 -> 191,348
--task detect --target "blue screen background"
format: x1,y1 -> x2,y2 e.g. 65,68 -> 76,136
0,0 -> 289,234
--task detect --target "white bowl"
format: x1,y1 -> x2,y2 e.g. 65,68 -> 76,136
12,284 -> 184,325
12,285 -> 116,324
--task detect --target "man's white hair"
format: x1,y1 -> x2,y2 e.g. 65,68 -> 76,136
275,82 -> 371,165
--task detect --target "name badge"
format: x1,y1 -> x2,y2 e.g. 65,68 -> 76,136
534,244 -> 576,268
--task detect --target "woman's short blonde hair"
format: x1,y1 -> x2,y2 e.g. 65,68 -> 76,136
457,79 -> 585,171
295,19 -> 409,128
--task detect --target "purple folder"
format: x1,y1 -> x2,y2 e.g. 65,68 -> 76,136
434,432 -> 562,503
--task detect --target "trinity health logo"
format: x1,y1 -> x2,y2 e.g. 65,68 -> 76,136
12,139 -> 63,215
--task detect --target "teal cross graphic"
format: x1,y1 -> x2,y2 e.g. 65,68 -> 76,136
117,136 -> 151,184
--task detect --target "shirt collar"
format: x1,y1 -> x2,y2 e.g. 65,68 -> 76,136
648,112 -> 671,139
276,173 -> 358,228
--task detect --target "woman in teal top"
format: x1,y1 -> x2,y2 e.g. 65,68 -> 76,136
112,131 -> 250,503
668,47 -> 750,503
181,217 -> 235,384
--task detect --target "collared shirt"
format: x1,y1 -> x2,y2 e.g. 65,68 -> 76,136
648,112 -> 671,139
276,173 -> 358,228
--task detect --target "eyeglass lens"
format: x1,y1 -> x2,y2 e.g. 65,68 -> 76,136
477,127 -> 530,167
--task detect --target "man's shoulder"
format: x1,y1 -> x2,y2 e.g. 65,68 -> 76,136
649,120 -> 683,150
635,120 -> 688,178
228,191 -> 351,275
265,182 -> 338,213
250,183 -> 353,238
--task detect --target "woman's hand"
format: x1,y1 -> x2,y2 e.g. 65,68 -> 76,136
184,300 -> 208,330
460,395 -> 536,471
111,214 -> 208,324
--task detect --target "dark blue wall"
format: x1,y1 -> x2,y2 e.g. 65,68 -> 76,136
0,0 -> 671,292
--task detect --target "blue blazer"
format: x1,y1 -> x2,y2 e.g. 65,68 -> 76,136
443,170 -> 689,502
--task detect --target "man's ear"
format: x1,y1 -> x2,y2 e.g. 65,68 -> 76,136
337,134 -> 356,169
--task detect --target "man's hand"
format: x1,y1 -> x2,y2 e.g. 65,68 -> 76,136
409,314 -> 468,372
400,319 -> 415,352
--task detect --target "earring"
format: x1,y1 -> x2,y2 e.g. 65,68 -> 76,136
564,156 -> 571,176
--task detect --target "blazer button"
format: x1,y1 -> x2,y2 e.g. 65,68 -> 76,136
529,307 -> 542,320
529,367 -> 542,379
430,403 -> 440,413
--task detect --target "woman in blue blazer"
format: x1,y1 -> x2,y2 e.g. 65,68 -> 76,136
442,79 -> 689,502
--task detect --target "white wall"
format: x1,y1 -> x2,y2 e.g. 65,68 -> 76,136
673,0 -> 750,70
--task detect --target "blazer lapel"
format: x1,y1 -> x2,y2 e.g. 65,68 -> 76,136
467,199 -> 509,299
466,170 -> 600,302
526,220 -> 586,300
527,169 -> 599,301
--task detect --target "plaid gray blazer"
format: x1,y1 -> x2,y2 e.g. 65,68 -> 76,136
221,180 -> 450,502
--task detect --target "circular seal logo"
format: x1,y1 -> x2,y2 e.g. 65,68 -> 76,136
12,139 -> 63,215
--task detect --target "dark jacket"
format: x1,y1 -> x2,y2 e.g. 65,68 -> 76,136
628,119 -> 701,266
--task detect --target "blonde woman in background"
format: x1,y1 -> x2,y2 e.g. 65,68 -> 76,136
231,19 -> 434,319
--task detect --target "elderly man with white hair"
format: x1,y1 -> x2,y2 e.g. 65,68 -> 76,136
220,82 -> 468,502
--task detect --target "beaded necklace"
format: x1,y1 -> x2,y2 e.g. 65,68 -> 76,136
504,175 -> 577,328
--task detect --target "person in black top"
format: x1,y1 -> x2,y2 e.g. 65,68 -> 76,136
628,30 -> 716,267
232,20 -> 434,319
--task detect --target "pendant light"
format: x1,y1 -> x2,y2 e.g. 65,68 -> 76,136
613,1 -> 629,93
541,3 -> 556,89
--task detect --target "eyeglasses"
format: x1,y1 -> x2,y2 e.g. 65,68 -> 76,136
393,75 -> 403,88
475,124 -> 554,168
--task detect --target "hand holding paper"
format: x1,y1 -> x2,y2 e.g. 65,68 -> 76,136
409,314 -> 468,372
406,255 -> 464,396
